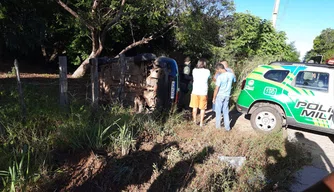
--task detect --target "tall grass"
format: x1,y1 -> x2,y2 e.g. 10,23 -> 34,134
230,55 -> 281,105
0,80 -> 184,191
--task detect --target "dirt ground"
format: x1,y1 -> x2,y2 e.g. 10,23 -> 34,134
39,107 -> 330,191
222,110 -> 334,192
50,111 -> 254,191
287,128 -> 334,191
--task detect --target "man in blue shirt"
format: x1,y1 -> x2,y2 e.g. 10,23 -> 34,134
212,61 -> 235,83
212,63 -> 236,130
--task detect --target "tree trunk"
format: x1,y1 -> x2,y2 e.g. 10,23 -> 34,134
71,51 -> 100,78
56,0 -> 126,78
72,29 -> 103,78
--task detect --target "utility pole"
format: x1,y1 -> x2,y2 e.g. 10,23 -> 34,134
272,0 -> 280,29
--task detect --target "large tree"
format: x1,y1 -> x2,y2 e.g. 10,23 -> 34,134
0,0 -> 51,55
56,0 -> 181,77
216,12 -> 299,62
56,0 -> 235,77
0,0 -> 76,65
173,0 -> 234,58
312,28 -> 334,62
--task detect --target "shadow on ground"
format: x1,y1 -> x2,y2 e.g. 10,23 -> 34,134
204,108 -> 242,129
148,146 -> 214,192
47,142 -> 214,192
264,131 -> 334,191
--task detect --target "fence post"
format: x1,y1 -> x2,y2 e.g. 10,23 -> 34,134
118,54 -> 126,103
59,56 -> 68,109
14,59 -> 26,122
91,58 -> 99,109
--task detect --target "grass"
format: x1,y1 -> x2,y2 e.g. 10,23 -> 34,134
0,70 -> 311,191
0,79 -> 189,191
182,130 -> 311,191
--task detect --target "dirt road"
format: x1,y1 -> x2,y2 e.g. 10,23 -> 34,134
226,110 -> 334,191
287,128 -> 334,191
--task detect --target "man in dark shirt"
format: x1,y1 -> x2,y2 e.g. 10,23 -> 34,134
178,57 -> 192,111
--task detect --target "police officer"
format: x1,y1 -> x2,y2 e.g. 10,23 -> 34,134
178,57 -> 192,111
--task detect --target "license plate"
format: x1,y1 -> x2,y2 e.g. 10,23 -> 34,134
170,81 -> 175,99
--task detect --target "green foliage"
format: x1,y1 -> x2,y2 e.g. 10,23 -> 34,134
282,42 -> 300,62
0,147 -> 37,192
1,0 -> 299,71
220,12 -> 263,59
313,28 -> 334,54
217,13 -> 299,62
111,124 -> 136,156
0,4 -> 6,20
306,28 -> 334,62
0,0 -> 59,55
304,49 -> 318,61
174,0 -> 234,58
207,167 -> 237,191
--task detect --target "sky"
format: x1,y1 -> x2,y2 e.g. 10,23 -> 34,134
234,0 -> 334,60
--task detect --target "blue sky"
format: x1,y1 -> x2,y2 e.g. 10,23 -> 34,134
234,0 -> 334,60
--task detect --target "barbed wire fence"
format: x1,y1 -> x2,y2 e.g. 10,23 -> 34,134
0,56 -> 95,119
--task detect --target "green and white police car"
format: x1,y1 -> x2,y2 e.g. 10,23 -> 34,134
236,61 -> 334,134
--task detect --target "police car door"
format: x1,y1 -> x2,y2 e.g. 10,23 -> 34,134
292,68 -> 334,129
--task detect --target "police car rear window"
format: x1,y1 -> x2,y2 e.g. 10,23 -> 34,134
295,71 -> 329,92
264,70 -> 289,83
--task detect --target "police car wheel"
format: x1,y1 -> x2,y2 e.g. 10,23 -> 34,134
250,106 -> 283,133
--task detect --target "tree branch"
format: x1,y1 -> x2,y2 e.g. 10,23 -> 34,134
151,20 -> 177,39
115,20 -> 177,57
129,21 -> 135,43
56,0 -> 94,30
101,0 -> 126,39
92,0 -> 101,17
92,0 -> 100,12
116,36 -> 154,58
103,8 -> 115,18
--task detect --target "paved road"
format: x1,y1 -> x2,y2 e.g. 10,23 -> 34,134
226,111 -> 334,191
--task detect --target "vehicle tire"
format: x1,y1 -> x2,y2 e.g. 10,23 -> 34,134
250,105 -> 283,134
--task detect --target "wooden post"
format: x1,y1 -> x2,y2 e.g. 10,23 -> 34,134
59,56 -> 68,109
91,58 -> 99,109
118,54 -> 126,103
14,59 -> 26,122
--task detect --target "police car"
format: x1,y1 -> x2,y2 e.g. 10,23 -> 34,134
236,61 -> 334,134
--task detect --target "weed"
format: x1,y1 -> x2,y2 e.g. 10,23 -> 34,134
163,110 -> 185,135
0,147 -> 39,192
207,167 -> 238,192
165,146 -> 183,168
111,124 -> 136,156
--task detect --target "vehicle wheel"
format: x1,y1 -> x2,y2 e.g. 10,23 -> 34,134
250,105 -> 283,133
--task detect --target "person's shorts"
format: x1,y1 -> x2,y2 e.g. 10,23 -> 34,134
189,94 -> 207,110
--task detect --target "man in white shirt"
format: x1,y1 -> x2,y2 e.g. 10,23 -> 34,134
189,58 -> 211,127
